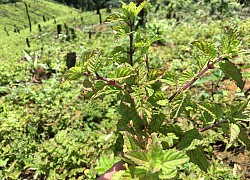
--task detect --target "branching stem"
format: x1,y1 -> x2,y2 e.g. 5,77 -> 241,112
199,119 -> 228,132
95,72 -> 123,89
81,71 -> 123,89
169,56 -> 223,102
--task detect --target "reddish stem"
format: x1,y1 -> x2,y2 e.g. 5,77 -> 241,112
95,72 -> 123,89
169,56 -> 223,102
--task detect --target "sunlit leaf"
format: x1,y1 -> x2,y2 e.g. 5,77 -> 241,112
191,41 -> 217,59
104,12 -> 125,23
124,151 -> 148,166
230,123 -> 240,143
66,67 -> 82,80
135,1 -> 148,16
162,149 -> 189,170
219,60 -> 243,90
170,93 -> 190,118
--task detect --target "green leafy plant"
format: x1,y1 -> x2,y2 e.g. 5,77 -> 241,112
67,2 -> 249,179
66,1 -> 249,179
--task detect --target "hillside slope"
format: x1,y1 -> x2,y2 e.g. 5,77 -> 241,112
0,0 -> 77,37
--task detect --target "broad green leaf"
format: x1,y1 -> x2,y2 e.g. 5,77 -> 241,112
135,1 -> 147,16
177,129 -> 203,150
170,93 -> 190,118
162,149 -> 189,170
82,50 -> 97,62
230,123 -> 240,143
187,149 -> 208,172
148,91 -> 166,105
95,154 -> 120,175
113,25 -> 127,37
161,71 -> 177,86
219,60 -> 243,90
92,87 -> 120,99
191,41 -> 217,59
22,49 -> 33,65
198,102 -> 224,121
178,69 -> 195,86
150,113 -> 165,132
159,124 -> 184,137
134,166 -> 159,180
148,133 -> 164,162
94,80 -> 106,90
238,127 -> 250,149
66,67 -> 82,80
124,151 -> 148,166
230,100 -> 249,119
87,56 -> 100,73
123,131 -> 141,153
104,12 -> 125,23
221,26 -> 241,55
127,2 -> 136,21
159,169 -> 177,179
115,67 -> 134,79
156,100 -> 168,106
148,69 -> 166,81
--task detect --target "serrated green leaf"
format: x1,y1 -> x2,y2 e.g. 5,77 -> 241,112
123,132 -> 141,153
160,71 -> 177,86
94,80 -> 106,90
160,169 -> 177,179
135,1 -> 147,16
230,123 -> 240,143
148,69 -> 166,81
230,100 -> 249,119
115,67 -> 134,79
66,67 -> 82,80
148,133 -> 164,162
221,26 -> 241,55
238,127 -> 250,149
150,113 -> 165,132
170,93 -> 190,118
191,41 -> 217,59
177,129 -> 203,150
178,69 -> 195,86
162,149 -> 189,170
104,12 -> 125,23
87,56 -> 100,73
156,100 -> 168,106
159,124 -> 184,137
124,151 -> 148,166
187,149 -> 208,172
198,102 -> 223,121
219,60 -> 243,90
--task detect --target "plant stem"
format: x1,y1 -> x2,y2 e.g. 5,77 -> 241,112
145,54 -> 150,72
199,119 -> 228,132
169,56 -> 223,102
95,72 -> 123,89
129,21 -> 134,66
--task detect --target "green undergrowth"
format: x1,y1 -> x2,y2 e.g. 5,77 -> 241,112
0,0 -> 249,179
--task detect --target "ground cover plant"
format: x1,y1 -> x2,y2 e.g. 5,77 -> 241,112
0,0 -> 249,179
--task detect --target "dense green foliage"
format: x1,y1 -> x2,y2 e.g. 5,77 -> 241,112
0,0 -> 249,179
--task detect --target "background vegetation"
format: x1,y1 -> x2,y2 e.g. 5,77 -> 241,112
0,0 -> 249,179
